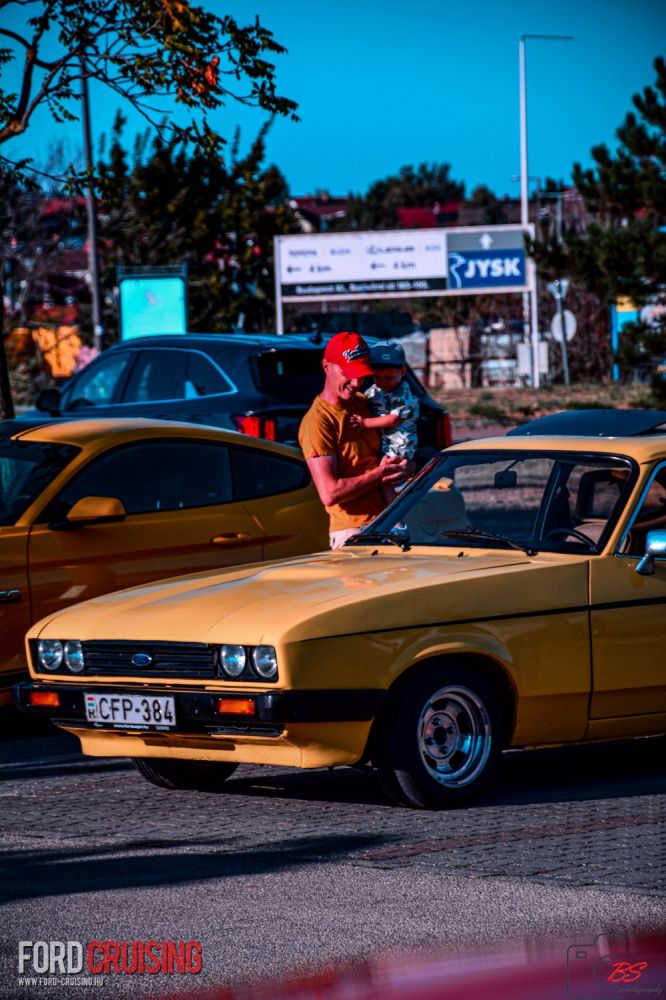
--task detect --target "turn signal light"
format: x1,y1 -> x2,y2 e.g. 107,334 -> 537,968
29,691 -> 60,707
216,698 -> 255,716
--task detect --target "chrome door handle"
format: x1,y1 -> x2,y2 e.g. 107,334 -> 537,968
211,532 -> 253,545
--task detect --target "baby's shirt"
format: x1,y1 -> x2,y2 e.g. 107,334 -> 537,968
365,379 -> 419,459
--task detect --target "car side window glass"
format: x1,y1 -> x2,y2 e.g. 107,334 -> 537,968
124,351 -> 188,402
64,352 -> 133,408
621,464 -> 666,556
184,353 -> 234,398
39,440 -> 233,521
230,447 -> 309,501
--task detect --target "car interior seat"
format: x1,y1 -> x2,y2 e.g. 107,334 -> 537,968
572,468 -> 625,544
404,477 -> 470,544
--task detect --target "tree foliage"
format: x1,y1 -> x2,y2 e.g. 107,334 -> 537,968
532,55 -> 666,383
96,117 -> 299,334
341,162 -> 465,231
0,0 -> 298,177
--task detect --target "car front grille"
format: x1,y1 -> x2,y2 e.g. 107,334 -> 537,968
81,641 -> 216,678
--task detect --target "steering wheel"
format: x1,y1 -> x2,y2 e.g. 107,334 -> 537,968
545,527 -> 597,549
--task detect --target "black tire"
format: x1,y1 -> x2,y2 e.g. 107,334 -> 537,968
133,758 -> 238,792
376,664 -> 504,809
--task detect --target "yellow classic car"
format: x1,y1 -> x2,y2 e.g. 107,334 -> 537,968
1,418 -> 328,704
15,410 -> 666,808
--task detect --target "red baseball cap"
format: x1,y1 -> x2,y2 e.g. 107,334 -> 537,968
323,332 -> 374,378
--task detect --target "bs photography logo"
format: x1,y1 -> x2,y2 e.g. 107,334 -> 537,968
566,935 -> 663,998
17,939 -> 203,988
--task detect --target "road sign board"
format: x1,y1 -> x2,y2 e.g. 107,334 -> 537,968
550,308 -> 577,342
275,225 -> 531,303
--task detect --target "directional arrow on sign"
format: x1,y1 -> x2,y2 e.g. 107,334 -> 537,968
479,233 -> 493,250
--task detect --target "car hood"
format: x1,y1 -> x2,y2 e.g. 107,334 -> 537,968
29,545 -> 589,647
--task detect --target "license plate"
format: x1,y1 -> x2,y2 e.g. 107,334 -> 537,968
84,693 -> 176,729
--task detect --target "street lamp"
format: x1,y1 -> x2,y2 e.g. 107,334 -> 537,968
519,33 -> 573,387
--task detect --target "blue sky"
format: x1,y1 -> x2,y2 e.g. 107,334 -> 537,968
3,0 -> 665,199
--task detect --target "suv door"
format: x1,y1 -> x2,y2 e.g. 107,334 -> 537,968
60,349 -> 137,417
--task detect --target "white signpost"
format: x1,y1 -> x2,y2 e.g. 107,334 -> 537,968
273,224 -> 539,382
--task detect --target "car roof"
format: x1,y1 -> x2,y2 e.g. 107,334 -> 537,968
107,333 -> 324,351
450,432 -> 666,464
506,408 -> 666,438
6,417 -> 304,458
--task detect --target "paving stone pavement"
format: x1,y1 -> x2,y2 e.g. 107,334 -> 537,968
1,726 -> 665,900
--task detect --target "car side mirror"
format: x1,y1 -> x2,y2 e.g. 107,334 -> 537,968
36,387 -> 62,414
635,529 -> 666,576
50,496 -> 127,531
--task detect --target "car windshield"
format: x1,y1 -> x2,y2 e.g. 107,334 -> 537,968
353,449 -> 636,554
0,440 -> 80,525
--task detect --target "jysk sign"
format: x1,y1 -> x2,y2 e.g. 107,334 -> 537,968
446,229 -> 526,290
275,225 -> 530,304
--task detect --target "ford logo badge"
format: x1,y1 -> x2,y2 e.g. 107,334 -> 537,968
131,653 -> 153,667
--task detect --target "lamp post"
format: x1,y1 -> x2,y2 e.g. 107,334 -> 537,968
80,54 -> 104,353
519,33 -> 573,388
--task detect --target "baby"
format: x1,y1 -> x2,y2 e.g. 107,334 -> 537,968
350,340 -> 419,505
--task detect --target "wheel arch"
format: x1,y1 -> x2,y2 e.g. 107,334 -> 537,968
363,650 -> 517,765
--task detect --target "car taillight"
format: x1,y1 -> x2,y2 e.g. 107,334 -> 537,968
435,412 -> 453,450
233,415 -> 277,441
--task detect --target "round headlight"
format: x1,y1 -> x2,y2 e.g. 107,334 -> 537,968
64,640 -> 85,674
251,645 -> 278,680
219,645 -> 246,678
38,639 -> 63,672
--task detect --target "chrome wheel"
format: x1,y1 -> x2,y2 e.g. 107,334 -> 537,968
417,685 -> 492,789
376,664 -> 504,808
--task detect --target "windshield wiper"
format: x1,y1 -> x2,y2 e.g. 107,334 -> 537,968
346,531 -> 411,552
442,528 -> 536,556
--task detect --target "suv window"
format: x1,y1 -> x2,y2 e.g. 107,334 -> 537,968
40,440 -> 233,520
184,352 -> 234,398
230,446 -> 310,500
252,349 -> 324,402
124,350 -> 188,402
64,352 -> 133,408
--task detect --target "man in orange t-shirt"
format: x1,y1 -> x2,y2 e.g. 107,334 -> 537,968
299,331 -> 411,549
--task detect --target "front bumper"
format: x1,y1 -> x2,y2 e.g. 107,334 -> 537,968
14,681 -> 385,737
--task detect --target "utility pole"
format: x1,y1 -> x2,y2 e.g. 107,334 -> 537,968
80,54 -> 104,352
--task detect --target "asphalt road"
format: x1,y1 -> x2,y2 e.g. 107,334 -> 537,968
0,715 -> 664,1000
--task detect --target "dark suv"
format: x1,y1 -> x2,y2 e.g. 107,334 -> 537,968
29,333 -> 451,458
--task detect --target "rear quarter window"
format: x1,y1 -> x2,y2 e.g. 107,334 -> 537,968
230,446 -> 310,500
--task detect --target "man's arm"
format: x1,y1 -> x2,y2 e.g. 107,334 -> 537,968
306,453 -> 407,508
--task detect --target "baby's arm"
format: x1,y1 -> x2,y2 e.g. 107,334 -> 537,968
350,412 -> 402,431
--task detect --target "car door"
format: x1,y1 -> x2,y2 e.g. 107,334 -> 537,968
0,526 -> 31,697
589,461 -> 666,724
27,438 -> 263,624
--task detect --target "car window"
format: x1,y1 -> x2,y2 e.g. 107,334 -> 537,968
123,351 -> 189,402
184,352 -> 234,398
621,463 -> 666,556
230,446 -> 310,500
0,440 -> 80,525
39,440 -> 233,520
368,450 -> 634,552
252,349 -> 324,403
63,351 -> 134,408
